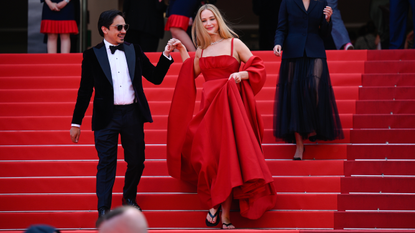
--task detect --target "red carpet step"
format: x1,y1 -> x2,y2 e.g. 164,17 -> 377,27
0,176 -> 341,193
344,161 -> 415,176
358,87 -> 415,100
340,177 -> 415,193
364,61 -> 415,73
0,86 -> 359,102
0,128 -> 351,145
0,114 -> 354,130
353,114 -> 415,128
347,144 -> 415,160
0,211 -> 335,230
0,193 -> 338,212
0,99 -> 356,116
355,100 -> 415,114
350,129 -> 415,143
362,73 -> 415,86
0,144 -> 348,160
337,194 -> 415,211
0,160 -> 345,177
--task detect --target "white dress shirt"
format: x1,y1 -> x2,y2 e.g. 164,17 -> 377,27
104,39 -> 136,105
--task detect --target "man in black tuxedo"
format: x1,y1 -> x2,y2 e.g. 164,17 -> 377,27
70,10 -> 174,217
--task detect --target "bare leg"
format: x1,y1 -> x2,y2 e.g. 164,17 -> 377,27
60,33 -> 71,53
293,132 -> 304,160
170,27 -> 196,52
47,33 -> 58,53
221,194 -> 235,229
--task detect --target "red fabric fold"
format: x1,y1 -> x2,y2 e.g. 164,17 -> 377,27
167,57 -> 196,178
167,55 -> 276,220
164,14 -> 190,31
41,20 -> 78,34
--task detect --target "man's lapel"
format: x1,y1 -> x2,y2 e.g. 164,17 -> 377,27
93,42 -> 112,85
124,43 -> 136,82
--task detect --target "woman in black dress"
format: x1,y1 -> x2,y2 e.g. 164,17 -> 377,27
40,0 -> 78,53
273,0 -> 344,160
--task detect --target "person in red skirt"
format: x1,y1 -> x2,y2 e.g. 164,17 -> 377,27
164,0 -> 202,51
40,0 -> 78,53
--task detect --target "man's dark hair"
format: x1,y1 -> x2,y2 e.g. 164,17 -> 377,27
97,10 -> 124,37
96,206 -> 129,228
25,224 -> 60,233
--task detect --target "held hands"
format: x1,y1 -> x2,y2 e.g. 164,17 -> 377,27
323,6 -> 333,22
169,38 -> 186,51
273,45 -> 282,57
164,38 -> 186,57
70,126 -> 81,143
229,72 -> 242,83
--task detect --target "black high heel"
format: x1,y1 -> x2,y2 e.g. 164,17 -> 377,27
293,147 -> 305,160
309,135 -> 317,142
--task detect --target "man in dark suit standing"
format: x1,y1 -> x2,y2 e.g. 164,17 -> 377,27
70,10 -> 174,217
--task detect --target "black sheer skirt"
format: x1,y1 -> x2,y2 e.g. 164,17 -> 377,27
273,57 -> 344,143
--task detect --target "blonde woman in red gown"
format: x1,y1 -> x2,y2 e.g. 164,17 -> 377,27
167,4 -> 276,229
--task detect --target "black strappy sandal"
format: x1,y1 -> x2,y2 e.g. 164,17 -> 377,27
205,206 -> 221,227
222,222 -> 235,229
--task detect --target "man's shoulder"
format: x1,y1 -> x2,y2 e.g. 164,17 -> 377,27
82,42 -> 102,54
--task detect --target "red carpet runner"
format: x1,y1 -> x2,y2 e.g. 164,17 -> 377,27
0,50 -> 414,232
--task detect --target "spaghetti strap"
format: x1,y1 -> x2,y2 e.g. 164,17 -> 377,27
201,49 -> 204,57
231,38 -> 234,57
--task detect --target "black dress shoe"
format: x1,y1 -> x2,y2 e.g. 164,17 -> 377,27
98,207 -> 110,218
122,197 -> 142,211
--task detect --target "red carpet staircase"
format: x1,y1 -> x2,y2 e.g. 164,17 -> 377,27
0,50 -> 414,233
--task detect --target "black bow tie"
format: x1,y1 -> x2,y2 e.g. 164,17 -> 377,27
110,44 -> 124,54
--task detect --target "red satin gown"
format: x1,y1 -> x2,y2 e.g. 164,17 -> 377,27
167,39 -> 276,219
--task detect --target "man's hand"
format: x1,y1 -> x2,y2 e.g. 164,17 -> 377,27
70,126 -> 81,143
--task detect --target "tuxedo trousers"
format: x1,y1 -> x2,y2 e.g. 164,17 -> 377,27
94,103 -> 145,210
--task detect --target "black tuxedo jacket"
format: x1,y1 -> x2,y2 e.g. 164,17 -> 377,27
71,41 -> 173,131
274,0 -> 332,59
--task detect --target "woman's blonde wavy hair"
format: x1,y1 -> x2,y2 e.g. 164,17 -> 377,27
191,4 -> 238,49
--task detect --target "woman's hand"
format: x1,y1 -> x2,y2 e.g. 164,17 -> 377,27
165,38 -> 190,62
56,0 -> 68,10
46,0 -> 60,11
323,6 -> 333,22
170,38 -> 187,52
273,45 -> 282,57
229,72 -> 242,83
